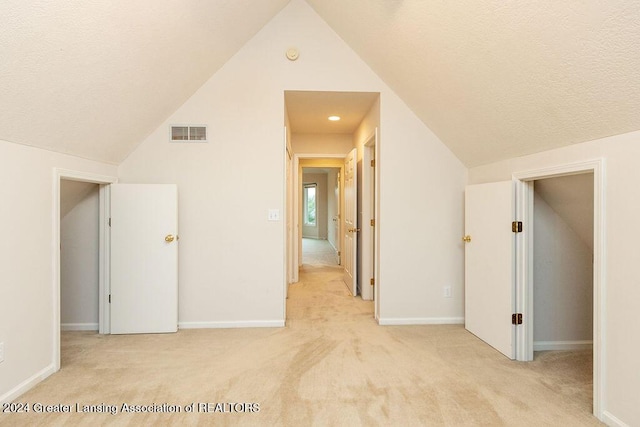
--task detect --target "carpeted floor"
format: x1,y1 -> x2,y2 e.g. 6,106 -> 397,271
302,238 -> 339,266
1,265 -> 601,426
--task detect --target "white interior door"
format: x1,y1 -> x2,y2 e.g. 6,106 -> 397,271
343,148 -> 357,295
465,181 -> 515,359
110,184 -> 178,334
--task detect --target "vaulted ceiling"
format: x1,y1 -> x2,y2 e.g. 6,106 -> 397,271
2,1 -> 639,167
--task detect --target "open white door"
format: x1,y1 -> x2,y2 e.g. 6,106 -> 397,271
343,148 -> 358,295
110,184 -> 178,334
464,181 -> 515,359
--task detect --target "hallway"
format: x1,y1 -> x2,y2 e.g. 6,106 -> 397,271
301,238 -> 339,266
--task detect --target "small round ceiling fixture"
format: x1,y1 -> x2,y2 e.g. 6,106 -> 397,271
328,115 -> 341,121
286,47 -> 299,61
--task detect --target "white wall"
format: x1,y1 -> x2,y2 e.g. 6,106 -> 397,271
0,139 -> 117,402
533,190 -> 592,347
302,172 -> 327,239
292,133 -> 353,155
117,0 -> 466,328
468,130 -> 640,426
60,182 -> 100,331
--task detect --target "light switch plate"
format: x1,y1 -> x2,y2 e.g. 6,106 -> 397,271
268,209 -> 280,221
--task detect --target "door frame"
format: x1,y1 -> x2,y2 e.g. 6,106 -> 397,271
290,154 -> 345,284
513,158 -> 605,420
53,168 -> 117,371
361,129 -> 378,305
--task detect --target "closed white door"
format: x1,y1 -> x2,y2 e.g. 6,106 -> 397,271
343,148 -> 358,295
110,184 -> 178,334
464,181 -> 515,359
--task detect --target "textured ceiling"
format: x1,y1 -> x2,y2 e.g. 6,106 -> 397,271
306,0 -> 640,167
2,1 -> 640,167
0,0 -> 289,163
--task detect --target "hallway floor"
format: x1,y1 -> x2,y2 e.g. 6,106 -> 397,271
302,237 -> 339,266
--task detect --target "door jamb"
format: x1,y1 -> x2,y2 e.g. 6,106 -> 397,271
53,168 -> 117,371
361,129 -> 378,303
512,158 -> 605,420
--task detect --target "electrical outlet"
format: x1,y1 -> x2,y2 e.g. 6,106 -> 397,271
443,286 -> 452,298
0,342 -> 4,363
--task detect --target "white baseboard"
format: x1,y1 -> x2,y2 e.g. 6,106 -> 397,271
178,320 -> 285,329
602,410 -> 630,427
0,364 -> 56,404
378,317 -> 464,326
533,340 -> 593,351
61,323 -> 99,331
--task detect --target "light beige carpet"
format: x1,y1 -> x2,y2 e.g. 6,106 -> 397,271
1,265 -> 601,426
302,238 -> 339,266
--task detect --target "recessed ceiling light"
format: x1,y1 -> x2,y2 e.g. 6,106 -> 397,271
328,116 -> 341,121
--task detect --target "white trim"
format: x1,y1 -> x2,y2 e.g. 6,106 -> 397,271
361,130 -> 376,302
373,128 -> 380,320
283,125 -> 289,318
512,158 -> 605,421
98,184 -> 111,334
602,411 -> 630,427
178,320 -> 285,329
0,364 -> 55,404
61,323 -> 99,331
53,168 -> 117,374
533,340 -> 593,351
378,317 -> 464,326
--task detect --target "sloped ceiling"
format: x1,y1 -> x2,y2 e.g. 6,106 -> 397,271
535,174 -> 594,250
0,0 -> 289,164
2,1 -> 640,167
306,0 -> 640,167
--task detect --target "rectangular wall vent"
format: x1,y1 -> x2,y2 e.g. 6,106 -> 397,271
170,125 -> 207,142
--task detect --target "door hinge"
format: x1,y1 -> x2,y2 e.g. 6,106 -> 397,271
370,278 -> 375,286
108,218 -> 111,227
370,218 -> 375,226
371,159 -> 375,167
512,221 -> 523,233
108,294 -> 111,304
338,251 -> 341,256
511,313 -> 522,325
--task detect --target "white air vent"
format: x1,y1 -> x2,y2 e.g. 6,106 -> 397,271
170,125 -> 207,142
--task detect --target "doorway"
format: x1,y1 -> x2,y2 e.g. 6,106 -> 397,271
283,90 -> 380,320
514,159 -> 605,419
532,174 -> 594,354
291,155 -> 345,284
531,173 -> 594,412
60,180 -> 100,334
53,168 -> 117,372
301,166 -> 341,267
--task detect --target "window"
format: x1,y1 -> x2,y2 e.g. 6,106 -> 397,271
304,184 -> 317,226
170,125 -> 207,142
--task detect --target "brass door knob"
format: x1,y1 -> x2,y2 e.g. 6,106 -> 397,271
348,228 -> 361,233
462,235 -> 472,243
165,234 -> 175,243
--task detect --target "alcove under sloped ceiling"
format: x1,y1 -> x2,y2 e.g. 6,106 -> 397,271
535,173 -> 594,250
